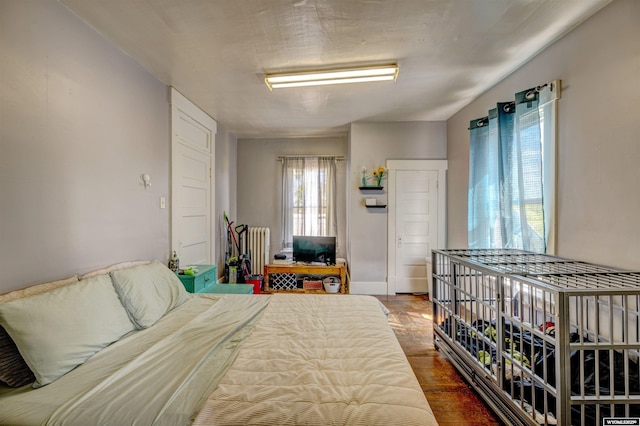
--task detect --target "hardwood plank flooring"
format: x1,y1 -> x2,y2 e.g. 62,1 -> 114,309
375,294 -> 503,426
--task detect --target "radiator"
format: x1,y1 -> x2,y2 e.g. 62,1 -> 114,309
248,227 -> 270,275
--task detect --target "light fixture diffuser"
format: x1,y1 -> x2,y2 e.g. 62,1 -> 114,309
265,64 -> 399,90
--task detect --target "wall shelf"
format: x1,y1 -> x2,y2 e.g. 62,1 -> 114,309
361,185 -> 385,209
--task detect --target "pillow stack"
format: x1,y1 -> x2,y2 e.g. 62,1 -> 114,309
0,260 -> 190,388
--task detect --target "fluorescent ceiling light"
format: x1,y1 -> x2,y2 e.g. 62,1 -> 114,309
265,64 -> 399,90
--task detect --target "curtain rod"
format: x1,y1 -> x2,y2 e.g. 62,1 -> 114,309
469,80 -> 561,129
277,155 -> 344,161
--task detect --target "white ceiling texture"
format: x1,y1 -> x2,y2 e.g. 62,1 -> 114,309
60,0 -> 610,138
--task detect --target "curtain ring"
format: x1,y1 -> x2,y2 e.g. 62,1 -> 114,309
525,83 -> 548,100
503,102 -> 515,113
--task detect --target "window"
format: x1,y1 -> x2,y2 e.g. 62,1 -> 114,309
281,156 -> 337,250
468,83 -> 559,253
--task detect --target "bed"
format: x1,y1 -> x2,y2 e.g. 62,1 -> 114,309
0,262 -> 437,425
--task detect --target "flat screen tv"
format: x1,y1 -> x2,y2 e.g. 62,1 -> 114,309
292,236 -> 336,265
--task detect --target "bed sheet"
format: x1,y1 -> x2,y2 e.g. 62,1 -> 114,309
0,294 -> 269,425
194,294 -> 438,426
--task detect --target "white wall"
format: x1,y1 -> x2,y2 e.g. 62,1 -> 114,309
348,122 -> 446,294
446,0 -> 640,269
235,136 -> 347,260
214,125 -> 237,276
0,1 -> 170,291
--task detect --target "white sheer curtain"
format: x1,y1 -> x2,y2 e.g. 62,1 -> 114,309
281,156 -> 337,249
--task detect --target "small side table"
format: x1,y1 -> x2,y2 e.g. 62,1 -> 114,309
175,265 -> 253,294
176,265 -> 217,293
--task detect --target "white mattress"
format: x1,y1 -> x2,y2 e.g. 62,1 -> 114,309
0,294 -> 437,426
194,294 -> 437,426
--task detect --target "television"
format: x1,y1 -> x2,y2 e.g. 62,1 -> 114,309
292,236 -> 336,265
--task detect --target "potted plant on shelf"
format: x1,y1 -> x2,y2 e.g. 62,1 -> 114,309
372,166 -> 386,187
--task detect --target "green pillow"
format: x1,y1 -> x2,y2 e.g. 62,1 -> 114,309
0,274 -> 79,388
109,261 -> 190,329
0,275 -> 135,387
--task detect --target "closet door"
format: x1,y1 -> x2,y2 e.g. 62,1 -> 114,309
387,160 -> 447,295
171,88 -> 216,265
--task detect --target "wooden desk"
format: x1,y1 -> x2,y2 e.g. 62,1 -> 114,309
264,263 -> 348,294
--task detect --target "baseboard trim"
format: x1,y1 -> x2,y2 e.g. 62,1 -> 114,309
349,281 -> 388,295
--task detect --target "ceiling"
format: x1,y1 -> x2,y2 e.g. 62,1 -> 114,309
60,0 -> 610,138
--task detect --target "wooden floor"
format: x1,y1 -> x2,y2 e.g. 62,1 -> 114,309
375,294 -> 503,426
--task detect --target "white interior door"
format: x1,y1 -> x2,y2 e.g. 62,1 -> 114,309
387,160 -> 447,295
171,88 -> 216,265
394,170 -> 437,293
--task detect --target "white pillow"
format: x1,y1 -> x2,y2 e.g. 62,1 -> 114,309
0,275 -> 79,388
0,275 -> 135,387
109,261 -> 190,329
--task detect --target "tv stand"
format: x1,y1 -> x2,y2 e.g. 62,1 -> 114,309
264,263 -> 348,294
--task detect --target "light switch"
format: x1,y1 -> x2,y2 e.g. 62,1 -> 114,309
160,197 -> 166,209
